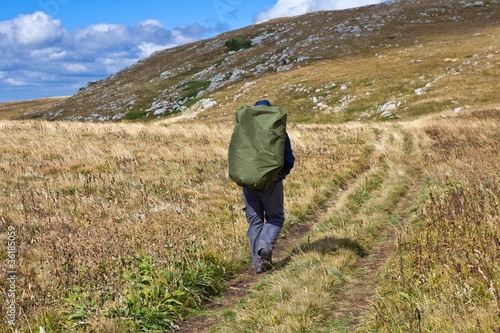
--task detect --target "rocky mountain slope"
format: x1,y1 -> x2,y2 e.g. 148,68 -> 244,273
20,0 -> 499,122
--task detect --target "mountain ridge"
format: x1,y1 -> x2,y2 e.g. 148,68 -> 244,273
15,0 -> 500,122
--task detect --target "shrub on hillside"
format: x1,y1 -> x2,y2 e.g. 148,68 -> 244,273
224,37 -> 252,52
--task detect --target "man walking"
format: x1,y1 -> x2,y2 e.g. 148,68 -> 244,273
241,100 -> 295,274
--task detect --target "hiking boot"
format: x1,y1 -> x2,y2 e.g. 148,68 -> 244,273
260,248 -> 273,272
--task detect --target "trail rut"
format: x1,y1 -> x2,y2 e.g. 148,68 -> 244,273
176,124 -> 423,333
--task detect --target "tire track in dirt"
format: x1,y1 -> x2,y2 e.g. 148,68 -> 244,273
175,125 -> 422,333
327,126 -> 423,331
175,161 -> 377,333
328,178 -> 421,330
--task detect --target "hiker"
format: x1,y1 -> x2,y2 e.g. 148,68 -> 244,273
240,100 -> 295,274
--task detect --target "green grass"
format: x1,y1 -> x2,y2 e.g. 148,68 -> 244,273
123,111 -> 149,120
224,37 -> 252,52
177,80 -> 211,99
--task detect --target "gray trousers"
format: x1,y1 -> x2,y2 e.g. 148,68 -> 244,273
242,179 -> 284,271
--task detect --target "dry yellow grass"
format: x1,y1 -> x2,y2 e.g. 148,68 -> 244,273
368,108 -> 500,332
0,117 -> 375,332
0,1 -> 498,331
0,108 -> 498,332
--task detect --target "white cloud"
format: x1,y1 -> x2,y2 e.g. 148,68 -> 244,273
170,29 -> 198,45
138,42 -> 176,58
64,63 -> 88,73
5,78 -> 27,86
48,50 -> 68,61
30,47 -> 64,59
100,55 -> 138,74
256,0 -> 388,22
0,11 -> 64,46
137,19 -> 165,29
75,23 -> 130,51
0,11 -> 215,101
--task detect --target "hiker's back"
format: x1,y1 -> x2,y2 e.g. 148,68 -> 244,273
228,105 -> 287,191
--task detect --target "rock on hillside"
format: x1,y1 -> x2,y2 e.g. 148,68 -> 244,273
22,0 -> 499,122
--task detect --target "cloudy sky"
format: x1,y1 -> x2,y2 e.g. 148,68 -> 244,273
0,0 -> 390,102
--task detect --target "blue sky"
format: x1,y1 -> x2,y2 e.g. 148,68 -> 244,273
0,0 -> 389,102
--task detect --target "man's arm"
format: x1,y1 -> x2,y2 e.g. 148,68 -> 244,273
283,133 -> 295,175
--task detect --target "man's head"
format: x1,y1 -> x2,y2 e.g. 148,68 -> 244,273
254,100 -> 272,107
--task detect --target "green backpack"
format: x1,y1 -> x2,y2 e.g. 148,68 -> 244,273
228,105 -> 287,191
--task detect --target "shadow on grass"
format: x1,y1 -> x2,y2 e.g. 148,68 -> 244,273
274,237 -> 368,270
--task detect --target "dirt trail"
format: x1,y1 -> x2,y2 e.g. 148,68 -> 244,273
328,179 -> 421,329
176,125 -> 422,333
175,182 -> 348,333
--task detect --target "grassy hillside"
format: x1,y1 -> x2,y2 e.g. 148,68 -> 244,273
0,107 -> 498,332
0,0 -> 499,332
11,0 -> 500,123
0,97 -> 67,121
